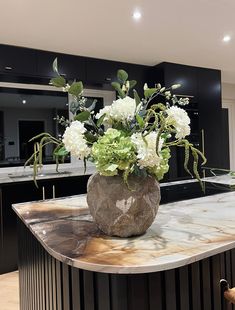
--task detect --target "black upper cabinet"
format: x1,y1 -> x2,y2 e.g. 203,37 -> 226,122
128,64 -> 150,98
0,45 -> 37,76
36,51 -> 86,81
149,62 -> 198,102
164,63 -> 198,99
86,58 -> 129,85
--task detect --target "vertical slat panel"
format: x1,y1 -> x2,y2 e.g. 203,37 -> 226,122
95,273 -> 111,310
56,261 -> 62,310
179,266 -> 190,310
148,272 -> 163,310
127,274 -> 149,310
201,258 -> 212,310
165,269 -> 177,310
211,255 -> 221,310
190,262 -> 201,310
44,250 -> 50,310
62,264 -> 71,310
83,270 -> 95,310
51,258 -> 57,310
110,274 -> 128,310
71,268 -> 82,310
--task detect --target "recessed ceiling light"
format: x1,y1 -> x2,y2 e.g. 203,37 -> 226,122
223,35 -> 231,42
22,99 -> 26,104
133,10 -> 142,20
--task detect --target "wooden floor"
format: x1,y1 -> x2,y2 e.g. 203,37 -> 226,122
0,271 -> 19,310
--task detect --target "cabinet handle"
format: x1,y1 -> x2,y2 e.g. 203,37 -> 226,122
4,66 -> 13,71
174,94 -> 194,98
52,185 -> 56,199
42,186 -> 45,200
0,188 -> 3,249
201,129 -> 206,178
201,128 -> 205,155
105,77 -> 111,81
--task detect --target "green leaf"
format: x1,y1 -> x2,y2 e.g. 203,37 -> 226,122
144,88 -> 157,98
74,111 -> 90,122
133,89 -> 141,105
117,69 -> 128,82
129,80 -> 137,89
68,81 -> 83,97
84,132 -> 97,143
50,76 -> 66,88
52,58 -> 60,76
111,82 -> 125,98
53,146 -> 69,157
97,113 -> 106,127
136,114 -> 145,128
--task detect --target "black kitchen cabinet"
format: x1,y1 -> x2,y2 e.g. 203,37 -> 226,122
36,50 -> 86,81
128,63 -> 150,98
0,175 -> 90,274
148,62 -> 227,180
197,68 -> 223,168
0,45 -> 37,76
86,58 -> 129,85
148,62 -> 198,101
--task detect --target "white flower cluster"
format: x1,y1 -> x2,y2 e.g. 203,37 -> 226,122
131,131 -> 163,168
96,96 -> 136,124
62,121 -> 91,159
166,106 -> 190,139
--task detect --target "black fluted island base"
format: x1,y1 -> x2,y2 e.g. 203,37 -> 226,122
18,220 -> 234,310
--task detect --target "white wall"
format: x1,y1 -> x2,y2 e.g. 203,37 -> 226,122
222,83 -> 235,171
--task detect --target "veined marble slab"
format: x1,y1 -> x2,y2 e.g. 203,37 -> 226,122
13,191 -> 235,274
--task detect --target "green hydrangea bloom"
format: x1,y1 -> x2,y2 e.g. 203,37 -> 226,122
91,128 -> 137,176
147,147 -> 171,180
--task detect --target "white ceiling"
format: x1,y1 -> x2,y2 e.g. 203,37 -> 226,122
1,0 -> 235,83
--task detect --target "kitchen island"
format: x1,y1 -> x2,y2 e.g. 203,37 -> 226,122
13,192 -> 235,310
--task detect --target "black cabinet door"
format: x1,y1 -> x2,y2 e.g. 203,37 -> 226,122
164,63 -> 198,100
36,51 -> 86,80
86,58 -> 129,85
128,64 -> 150,98
52,175 -> 90,198
0,45 -> 37,76
197,68 -> 223,168
0,182 -> 42,274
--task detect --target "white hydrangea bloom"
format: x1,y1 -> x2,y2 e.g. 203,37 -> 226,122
131,131 -> 163,168
96,96 -> 136,124
62,121 -> 91,159
166,106 -> 191,139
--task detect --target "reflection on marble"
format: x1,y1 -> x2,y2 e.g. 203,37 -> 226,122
202,175 -> 235,188
13,191 -> 235,274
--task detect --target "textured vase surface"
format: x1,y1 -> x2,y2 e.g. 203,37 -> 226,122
86,173 -> 161,237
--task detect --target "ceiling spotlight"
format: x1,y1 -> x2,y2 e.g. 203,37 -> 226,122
22,99 -> 26,104
223,35 -> 231,42
133,10 -> 142,20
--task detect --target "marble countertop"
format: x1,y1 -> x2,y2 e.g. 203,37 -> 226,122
0,165 -> 96,185
202,175 -> 235,188
13,191 -> 235,274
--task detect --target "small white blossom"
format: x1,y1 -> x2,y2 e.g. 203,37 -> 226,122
166,106 -> 190,139
62,121 -> 91,159
131,132 -> 164,168
144,83 -> 148,90
96,96 -> 136,124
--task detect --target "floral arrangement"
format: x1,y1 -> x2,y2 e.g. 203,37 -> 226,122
26,59 -> 206,187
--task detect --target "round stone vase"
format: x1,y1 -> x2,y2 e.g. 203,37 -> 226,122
86,173 -> 161,237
